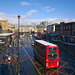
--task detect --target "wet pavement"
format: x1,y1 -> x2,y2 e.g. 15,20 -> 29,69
0,43 -> 27,75
20,36 -> 75,75
0,35 -> 75,75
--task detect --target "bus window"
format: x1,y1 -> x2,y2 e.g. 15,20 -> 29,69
44,48 -> 46,51
49,47 -> 57,51
48,54 -> 57,60
44,47 -> 46,51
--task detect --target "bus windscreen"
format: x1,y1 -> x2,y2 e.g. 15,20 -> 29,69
49,48 -> 57,51
48,54 -> 57,60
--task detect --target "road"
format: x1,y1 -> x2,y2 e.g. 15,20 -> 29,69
19,35 -> 75,75
0,35 -> 75,75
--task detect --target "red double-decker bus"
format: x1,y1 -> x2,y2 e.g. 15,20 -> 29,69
33,40 -> 59,68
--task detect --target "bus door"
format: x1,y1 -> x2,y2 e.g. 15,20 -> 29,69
46,46 -> 59,68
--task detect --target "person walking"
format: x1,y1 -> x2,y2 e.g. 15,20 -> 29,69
3,55 -> 5,62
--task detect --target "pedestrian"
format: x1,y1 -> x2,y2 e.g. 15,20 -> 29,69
3,55 -> 5,62
8,55 -> 11,63
0,50 -> 1,54
1,64 -> 5,75
7,49 -> 9,55
5,55 -> 8,62
12,48 -> 14,53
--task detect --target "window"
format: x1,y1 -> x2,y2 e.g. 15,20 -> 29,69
44,47 -> 46,51
56,26 -> 60,31
36,47 -> 45,54
73,32 -> 75,36
49,47 -> 57,51
48,51 -> 57,53
66,25 -> 68,29
69,25 -> 71,29
35,41 -> 46,51
64,26 -> 65,30
34,42 -> 37,45
56,27 -> 58,30
48,54 -> 57,60
40,45 -> 46,51
36,50 -> 44,58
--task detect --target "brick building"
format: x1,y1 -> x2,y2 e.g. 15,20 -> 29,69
0,20 -> 15,32
55,22 -> 75,36
47,24 -> 55,34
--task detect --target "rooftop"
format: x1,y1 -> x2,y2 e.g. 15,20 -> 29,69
35,40 -> 57,46
0,33 -> 14,37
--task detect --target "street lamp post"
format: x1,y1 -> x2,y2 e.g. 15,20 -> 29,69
17,15 -> 21,75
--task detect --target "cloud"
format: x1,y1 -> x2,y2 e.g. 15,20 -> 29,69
20,18 -> 75,26
43,6 -> 55,12
26,9 -> 37,16
18,9 -> 38,18
46,8 -> 55,12
43,6 -> 50,11
0,12 -> 75,26
21,2 -> 31,6
6,9 -> 38,18
21,2 -> 39,6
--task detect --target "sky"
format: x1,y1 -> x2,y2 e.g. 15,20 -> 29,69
0,0 -> 75,26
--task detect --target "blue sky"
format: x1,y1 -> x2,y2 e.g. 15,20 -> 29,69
0,0 -> 75,25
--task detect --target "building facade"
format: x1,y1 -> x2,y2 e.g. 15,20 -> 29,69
36,25 -> 46,33
0,20 -> 15,32
47,22 -> 75,36
40,21 -> 48,26
0,20 -> 8,30
8,24 -> 15,32
72,23 -> 75,36
47,24 -> 55,34
0,25 -> 2,31
18,26 -> 35,33
55,22 -> 75,36
0,33 -> 14,46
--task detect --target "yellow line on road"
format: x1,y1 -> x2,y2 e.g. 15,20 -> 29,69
59,60 -> 66,62
23,47 -> 41,75
58,71 -> 68,75
38,67 -> 43,70
20,58 -> 28,63
63,66 -> 74,70
50,59 -> 71,75
34,62 -> 38,64
34,62 -> 42,66
70,70 -> 75,75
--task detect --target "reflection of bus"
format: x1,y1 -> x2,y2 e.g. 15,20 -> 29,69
33,40 -> 59,68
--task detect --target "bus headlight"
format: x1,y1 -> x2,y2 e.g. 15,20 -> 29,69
46,63 -> 48,66
57,62 -> 59,65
